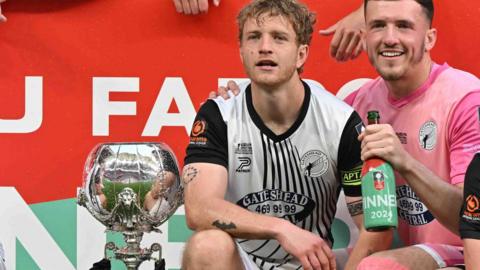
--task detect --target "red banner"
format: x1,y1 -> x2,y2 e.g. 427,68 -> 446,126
1,0 -> 479,204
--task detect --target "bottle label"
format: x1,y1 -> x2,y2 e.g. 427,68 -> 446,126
373,171 -> 385,191
361,160 -> 398,229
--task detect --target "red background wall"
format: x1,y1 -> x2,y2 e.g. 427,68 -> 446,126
0,0 -> 479,204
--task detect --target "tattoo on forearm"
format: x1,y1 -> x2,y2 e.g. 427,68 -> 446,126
347,200 -> 363,216
182,165 -> 198,185
212,220 -> 237,230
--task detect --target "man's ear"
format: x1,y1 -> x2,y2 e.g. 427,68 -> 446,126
425,28 -> 437,52
296,44 -> 309,69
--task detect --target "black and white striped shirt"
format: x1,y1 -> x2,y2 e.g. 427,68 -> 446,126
185,81 -> 363,269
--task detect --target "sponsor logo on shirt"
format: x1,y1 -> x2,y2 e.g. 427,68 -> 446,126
419,121 -> 437,150
189,119 -> 208,145
300,150 -> 329,177
396,185 -> 434,226
396,132 -> 407,145
236,157 -> 251,173
237,189 -> 315,223
234,142 -> 253,155
463,194 -> 480,222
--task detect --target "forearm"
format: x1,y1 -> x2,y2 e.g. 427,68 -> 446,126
344,229 -> 393,270
398,156 -> 463,234
185,196 -> 289,240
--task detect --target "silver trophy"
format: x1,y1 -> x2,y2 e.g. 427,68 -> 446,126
78,142 -> 183,270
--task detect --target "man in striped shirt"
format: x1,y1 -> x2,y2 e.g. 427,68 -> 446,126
181,0 -> 389,269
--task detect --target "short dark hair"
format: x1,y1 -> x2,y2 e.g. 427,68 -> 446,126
364,0 -> 434,25
237,0 -> 316,46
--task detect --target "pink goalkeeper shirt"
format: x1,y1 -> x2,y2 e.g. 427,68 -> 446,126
346,63 -> 480,246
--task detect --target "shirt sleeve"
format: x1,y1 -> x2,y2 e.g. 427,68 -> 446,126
460,153 -> 480,239
448,90 -> 480,185
337,110 -> 364,197
184,100 -> 228,168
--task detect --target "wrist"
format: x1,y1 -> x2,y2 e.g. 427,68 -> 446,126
396,153 -> 415,175
271,218 -> 291,241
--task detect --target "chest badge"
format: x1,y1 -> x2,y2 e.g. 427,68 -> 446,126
300,150 -> 329,177
419,121 -> 437,151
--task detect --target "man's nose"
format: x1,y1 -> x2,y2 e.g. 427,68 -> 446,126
259,36 -> 273,54
382,26 -> 400,47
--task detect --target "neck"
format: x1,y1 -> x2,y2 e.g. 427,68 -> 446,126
251,75 -> 305,134
386,57 -> 433,99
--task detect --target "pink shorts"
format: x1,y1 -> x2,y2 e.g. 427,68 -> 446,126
415,243 -> 464,268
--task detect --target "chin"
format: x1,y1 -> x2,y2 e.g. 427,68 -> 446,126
377,66 -> 404,81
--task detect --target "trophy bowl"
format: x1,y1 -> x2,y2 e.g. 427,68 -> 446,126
78,142 -> 183,270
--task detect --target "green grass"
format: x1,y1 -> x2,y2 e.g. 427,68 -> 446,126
102,179 -> 153,211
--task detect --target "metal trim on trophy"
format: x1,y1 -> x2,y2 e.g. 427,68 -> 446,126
78,142 -> 184,270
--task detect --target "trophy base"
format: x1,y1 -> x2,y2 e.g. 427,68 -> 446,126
104,231 -> 162,270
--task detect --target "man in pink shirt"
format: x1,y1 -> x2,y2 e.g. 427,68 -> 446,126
217,0 -> 480,269
349,0 -> 480,269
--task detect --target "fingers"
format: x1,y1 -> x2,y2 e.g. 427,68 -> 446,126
189,0 -> 200,15
0,4 -> 6,23
173,0 -> 183,13
313,249 -> 330,270
321,243 -> 336,270
307,252 -> 322,270
334,30 -> 363,62
217,86 -> 229,99
318,23 -> 337,36
344,33 -> 362,61
208,91 -> 218,99
359,125 -> 396,160
175,0 -> 214,15
227,80 -> 240,95
180,0 -> 192,15
334,30 -> 352,61
198,0 -> 209,13
351,38 -> 364,60
329,28 -> 343,59
299,255 -> 313,270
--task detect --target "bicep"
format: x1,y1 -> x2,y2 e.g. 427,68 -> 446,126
464,239 -> 480,268
338,111 -> 364,197
183,162 -> 228,203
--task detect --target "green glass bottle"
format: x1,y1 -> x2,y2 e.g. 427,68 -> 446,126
361,111 -> 398,231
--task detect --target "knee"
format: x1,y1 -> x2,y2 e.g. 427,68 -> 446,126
357,254 -> 408,270
183,230 -> 236,265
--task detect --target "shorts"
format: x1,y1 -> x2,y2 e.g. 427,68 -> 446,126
415,243 -> 464,268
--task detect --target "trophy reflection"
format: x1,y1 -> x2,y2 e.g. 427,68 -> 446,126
78,142 -> 183,270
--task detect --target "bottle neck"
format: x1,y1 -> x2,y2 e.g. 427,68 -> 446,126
368,119 -> 379,125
